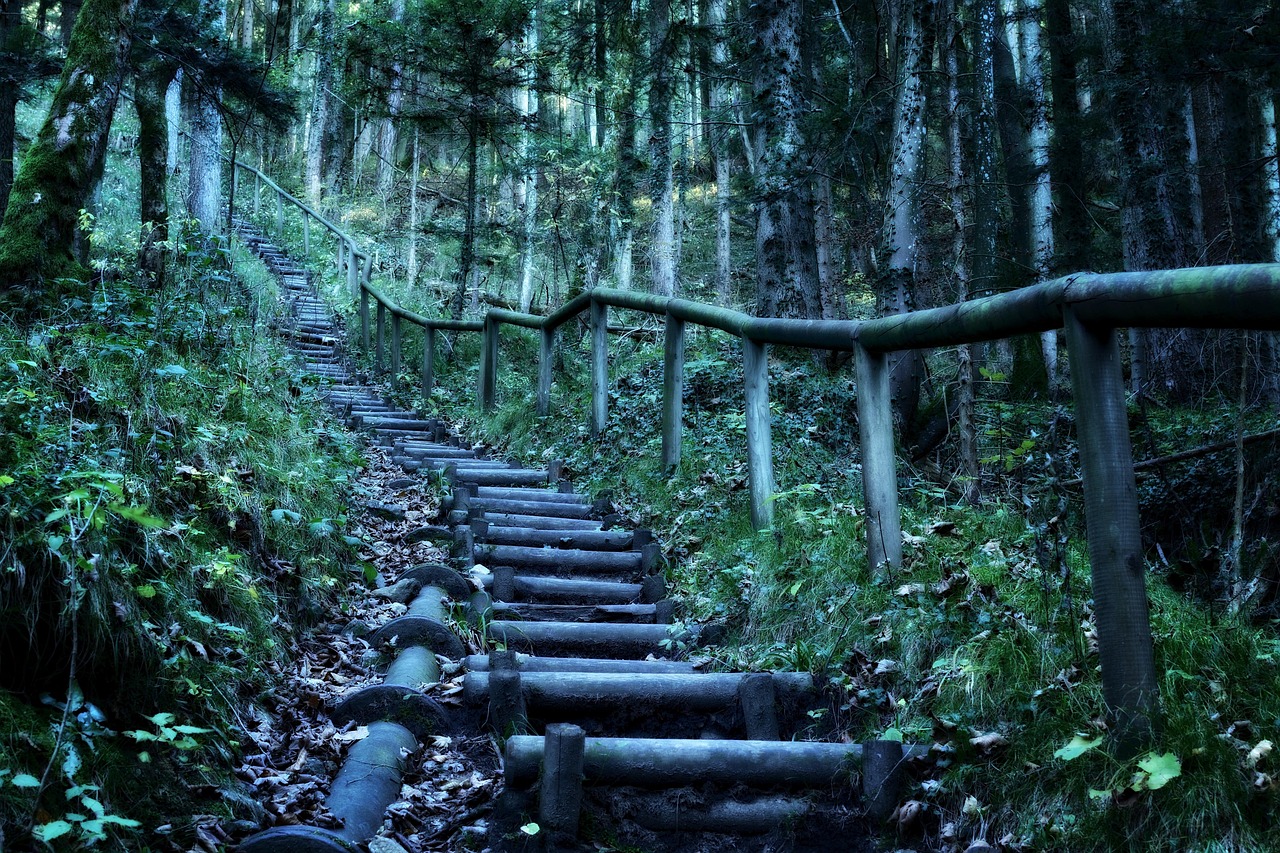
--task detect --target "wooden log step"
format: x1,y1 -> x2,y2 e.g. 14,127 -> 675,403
451,469 -> 549,487
480,572 -> 644,604
486,621 -> 693,658
477,512 -> 604,531
393,447 -> 478,460
358,418 -> 437,431
462,654 -> 696,674
466,498 -> 596,520
466,671 -> 813,714
474,544 -> 642,574
490,601 -> 657,623
474,486 -> 587,505
504,736 -> 889,788
478,526 -> 633,551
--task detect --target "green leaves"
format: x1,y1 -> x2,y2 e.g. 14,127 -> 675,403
1135,752 -> 1182,790
1053,734 -> 1104,761
153,364 -> 189,378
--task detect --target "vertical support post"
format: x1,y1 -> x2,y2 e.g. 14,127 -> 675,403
422,326 -> 436,399
854,341 -> 902,574
346,244 -> 359,300
360,289 -> 370,354
275,191 -> 285,237
742,337 -> 774,530
254,173 -> 261,215
661,313 -> 686,470
539,723 -> 585,842
336,234 -> 344,276
375,301 -> 386,375
479,317 -> 499,411
590,298 -> 608,434
391,314 -> 402,387
537,326 -> 555,416
302,213 -> 311,257
1064,308 -> 1157,752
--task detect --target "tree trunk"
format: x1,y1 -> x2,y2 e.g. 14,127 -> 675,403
0,0 -> 20,226
649,0 -> 676,296
518,5 -> 540,311
376,0 -> 404,199
136,63 -> 174,285
877,0 -> 930,427
187,0 -> 225,234
707,0 -> 731,305
408,127 -> 419,283
0,0 -> 136,300
306,0 -> 336,204
972,0 -> 1000,293
1019,0 -> 1057,391
946,0 -> 979,504
1044,0 -> 1089,272
611,46 -> 640,290
751,0 -> 821,318
454,109 -> 480,317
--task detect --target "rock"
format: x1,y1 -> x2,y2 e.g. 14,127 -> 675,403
405,525 -> 452,544
366,501 -> 407,521
360,650 -> 382,668
370,577 -> 422,603
368,838 -> 410,853
964,843 -> 997,853
386,478 -> 417,490
344,619 -> 372,638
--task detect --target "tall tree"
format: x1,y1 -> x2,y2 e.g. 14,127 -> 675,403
649,0 -> 676,296
187,0 -> 227,233
0,0 -> 138,304
750,0 -> 821,318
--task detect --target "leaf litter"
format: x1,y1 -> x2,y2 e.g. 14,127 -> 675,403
218,442 -> 499,851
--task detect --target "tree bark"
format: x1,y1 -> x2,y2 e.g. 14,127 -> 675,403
751,0 -> 821,319
1044,0 -> 1089,273
0,0 -> 136,301
186,0 -> 225,234
877,0 -> 931,427
518,4 -> 540,311
136,62 -> 174,286
707,0 -> 731,305
306,0 -> 336,204
0,0 -> 21,226
649,0 -> 676,296
946,0 -> 979,504
1019,0 -> 1057,391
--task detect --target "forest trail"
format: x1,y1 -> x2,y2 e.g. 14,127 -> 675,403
225,225 -> 914,852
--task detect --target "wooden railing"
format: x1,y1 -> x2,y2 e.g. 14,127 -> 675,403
230,159 -> 1280,751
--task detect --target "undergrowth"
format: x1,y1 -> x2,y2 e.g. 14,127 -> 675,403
0,216 -> 362,848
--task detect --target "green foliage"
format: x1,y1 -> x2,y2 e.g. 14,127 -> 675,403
0,216 -> 363,842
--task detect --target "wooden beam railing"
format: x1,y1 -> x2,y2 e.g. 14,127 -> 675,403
231,159 -> 1280,752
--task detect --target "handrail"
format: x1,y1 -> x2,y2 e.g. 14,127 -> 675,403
230,158 -> 1280,751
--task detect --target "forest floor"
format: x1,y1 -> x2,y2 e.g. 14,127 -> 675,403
218,445 -> 500,853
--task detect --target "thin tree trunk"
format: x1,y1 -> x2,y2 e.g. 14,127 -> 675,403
649,0 -> 676,296
1020,0 -> 1057,390
165,70 -> 181,174
1044,0 -> 1089,272
306,0 -> 335,204
519,5 -> 540,311
1260,93 -> 1280,406
946,0 -> 979,504
408,127 -> 420,282
0,0 -> 19,226
878,0 -> 930,426
377,0 -> 404,199
0,0 -> 137,297
708,0 -> 731,305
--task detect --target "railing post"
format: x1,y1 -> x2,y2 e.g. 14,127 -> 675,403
1063,307 -> 1158,753
479,316 -> 499,411
661,313 -> 685,470
360,289 -> 370,354
336,235 -> 344,276
302,213 -> 311,257
422,326 -> 436,399
742,337 -> 774,531
854,341 -> 902,574
391,314 -> 402,387
275,191 -> 285,237
590,298 -> 608,434
537,326 -> 554,416
375,301 -> 386,375
347,244 -> 359,300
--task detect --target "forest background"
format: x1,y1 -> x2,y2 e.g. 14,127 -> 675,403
3,0 -> 1280,849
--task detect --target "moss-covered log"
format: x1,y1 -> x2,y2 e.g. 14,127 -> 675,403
0,0 -> 137,309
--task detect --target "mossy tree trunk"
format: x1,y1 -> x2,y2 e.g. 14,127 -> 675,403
136,62 -> 176,286
0,0 -> 137,306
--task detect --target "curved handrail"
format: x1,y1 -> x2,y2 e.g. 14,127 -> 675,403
231,158 -> 1280,751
